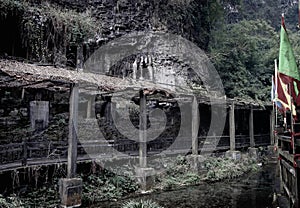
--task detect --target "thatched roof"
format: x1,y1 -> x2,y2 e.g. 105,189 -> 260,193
0,59 -> 175,93
0,59 -> 271,109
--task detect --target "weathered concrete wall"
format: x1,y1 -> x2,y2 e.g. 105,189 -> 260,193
30,101 -> 49,131
0,88 -> 69,144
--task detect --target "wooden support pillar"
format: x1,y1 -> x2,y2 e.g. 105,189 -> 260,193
139,90 -> 147,168
21,88 -> 25,100
86,98 -> 92,119
192,96 -> 199,155
249,106 -> 255,148
136,90 -> 154,191
229,102 -> 235,151
67,83 -> 79,178
270,108 -> 275,145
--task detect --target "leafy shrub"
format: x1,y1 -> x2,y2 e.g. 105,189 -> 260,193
0,194 -> 24,208
203,157 -> 258,182
82,171 -> 138,204
122,199 -> 164,208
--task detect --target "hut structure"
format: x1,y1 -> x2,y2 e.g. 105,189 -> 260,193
0,58 -> 273,206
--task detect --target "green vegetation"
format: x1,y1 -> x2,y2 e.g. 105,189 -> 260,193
203,157 -> 258,181
0,0 -> 99,63
0,194 -> 24,208
209,19 -> 278,100
154,155 -> 258,190
122,199 -> 164,208
19,184 -> 59,207
1,0 -> 298,100
82,169 -> 139,205
154,156 -> 201,190
0,154 -> 259,207
204,0 -> 300,101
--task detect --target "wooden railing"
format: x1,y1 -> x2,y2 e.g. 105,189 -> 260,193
0,133 -> 271,171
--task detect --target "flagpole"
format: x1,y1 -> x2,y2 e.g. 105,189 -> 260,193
275,59 -> 278,128
289,83 -> 295,155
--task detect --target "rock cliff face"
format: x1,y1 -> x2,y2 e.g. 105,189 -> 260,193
0,0 -> 213,155
48,0 -> 209,49
0,0 -> 211,66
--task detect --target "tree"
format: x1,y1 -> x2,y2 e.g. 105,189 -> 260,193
209,19 -> 279,100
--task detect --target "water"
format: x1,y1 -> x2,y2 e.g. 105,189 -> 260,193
95,163 -> 277,208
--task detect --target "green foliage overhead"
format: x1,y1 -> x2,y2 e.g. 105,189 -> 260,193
209,19 -> 279,100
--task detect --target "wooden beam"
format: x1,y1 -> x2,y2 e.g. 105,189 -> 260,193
192,96 -> 199,155
67,83 -> 79,178
139,90 -> 147,168
229,102 -> 235,151
249,106 -> 254,147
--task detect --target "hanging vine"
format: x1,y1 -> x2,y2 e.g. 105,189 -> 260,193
0,0 -> 100,64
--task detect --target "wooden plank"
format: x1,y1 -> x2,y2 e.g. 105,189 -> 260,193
67,83 -> 79,178
281,159 -> 296,177
229,102 -> 235,151
278,135 -> 291,143
282,182 -> 296,205
192,96 -> 199,155
139,90 -> 147,168
278,148 -> 294,164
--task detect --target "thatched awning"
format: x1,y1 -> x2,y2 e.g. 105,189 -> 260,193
0,59 -> 271,108
0,59 -> 174,93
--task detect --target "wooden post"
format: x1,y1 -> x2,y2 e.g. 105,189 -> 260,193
21,88 -> 25,100
22,140 -> 27,166
86,98 -> 92,119
59,45 -> 82,208
139,90 -> 147,168
67,83 -> 79,178
270,108 -> 275,145
192,96 -> 199,155
229,102 -> 235,151
249,106 -> 255,148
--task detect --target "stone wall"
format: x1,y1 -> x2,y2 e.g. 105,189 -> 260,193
0,0 -> 211,65
48,0 -> 209,49
0,87 -> 69,144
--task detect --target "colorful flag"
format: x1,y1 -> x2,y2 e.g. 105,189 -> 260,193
277,72 -> 296,116
272,75 -> 283,110
274,59 -> 296,116
278,15 -> 300,106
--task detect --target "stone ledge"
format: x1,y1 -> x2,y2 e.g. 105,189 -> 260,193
135,167 -> 155,192
248,147 -> 258,159
59,178 -> 82,208
225,150 -> 241,160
